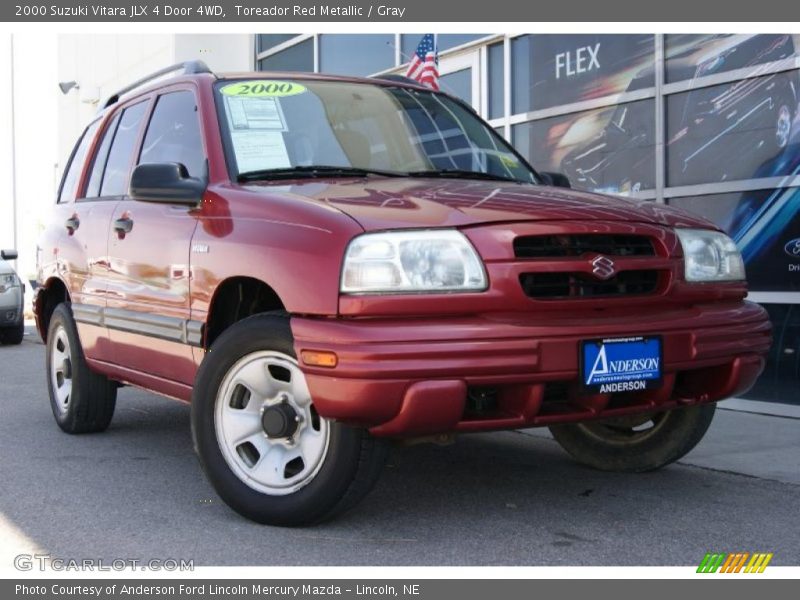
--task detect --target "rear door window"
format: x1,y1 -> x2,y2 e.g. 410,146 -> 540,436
100,101 -> 148,197
139,90 -> 205,178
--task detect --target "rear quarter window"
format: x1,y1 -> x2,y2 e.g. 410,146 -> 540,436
84,112 -> 121,199
58,120 -> 99,203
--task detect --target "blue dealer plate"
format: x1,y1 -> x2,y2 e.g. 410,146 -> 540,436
581,336 -> 662,393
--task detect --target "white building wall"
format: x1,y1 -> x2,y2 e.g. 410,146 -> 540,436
57,34 -> 176,162
58,34 -> 252,161
0,34 -> 15,258
173,34 -> 252,73
0,34 -> 59,287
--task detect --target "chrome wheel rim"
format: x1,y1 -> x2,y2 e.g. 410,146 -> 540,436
776,105 -> 792,149
214,351 -> 330,496
50,325 -> 73,415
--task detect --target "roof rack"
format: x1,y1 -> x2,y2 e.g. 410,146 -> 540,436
101,60 -> 214,109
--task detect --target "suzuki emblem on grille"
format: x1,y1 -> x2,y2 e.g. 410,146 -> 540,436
591,255 -> 616,280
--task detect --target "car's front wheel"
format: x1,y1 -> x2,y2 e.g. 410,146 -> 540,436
191,313 -> 389,526
549,403 -> 715,472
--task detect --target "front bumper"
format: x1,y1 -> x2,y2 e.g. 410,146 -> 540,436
292,301 -> 771,437
0,288 -> 23,326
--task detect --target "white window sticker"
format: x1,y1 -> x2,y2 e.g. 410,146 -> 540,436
223,94 -> 291,173
231,130 -> 291,173
225,95 -> 286,131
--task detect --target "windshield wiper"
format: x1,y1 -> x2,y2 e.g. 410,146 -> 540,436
237,165 -> 406,182
406,169 -> 523,183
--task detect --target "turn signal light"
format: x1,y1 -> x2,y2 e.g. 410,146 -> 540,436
300,350 -> 338,368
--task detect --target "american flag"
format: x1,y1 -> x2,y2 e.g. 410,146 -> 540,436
405,34 -> 439,90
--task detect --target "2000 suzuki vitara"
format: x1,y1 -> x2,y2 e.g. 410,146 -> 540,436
35,62 -> 771,525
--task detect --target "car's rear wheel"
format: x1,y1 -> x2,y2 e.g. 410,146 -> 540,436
46,303 -> 117,433
191,313 -> 389,526
548,403 -> 715,472
0,321 -> 24,345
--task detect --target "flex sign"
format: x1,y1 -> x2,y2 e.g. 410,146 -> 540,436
524,35 -> 655,111
555,43 -> 600,79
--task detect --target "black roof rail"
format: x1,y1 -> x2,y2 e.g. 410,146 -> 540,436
372,74 -> 425,87
101,60 -> 214,110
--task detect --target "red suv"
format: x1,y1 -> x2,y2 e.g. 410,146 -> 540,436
35,62 -> 771,525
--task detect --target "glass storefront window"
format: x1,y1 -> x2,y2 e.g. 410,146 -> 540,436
400,34 -> 486,61
665,69 -> 800,187
488,42 -> 505,120
256,34 -> 301,54
440,69 -> 472,106
512,99 -> 655,195
319,34 -> 396,77
257,38 -> 313,72
743,303 -> 800,405
510,36 -> 532,115
665,34 -> 798,84
511,34 -> 655,113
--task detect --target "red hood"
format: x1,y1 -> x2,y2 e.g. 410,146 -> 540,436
240,178 -> 715,231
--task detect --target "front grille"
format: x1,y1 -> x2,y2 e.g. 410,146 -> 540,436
514,234 -> 655,258
520,270 -> 660,299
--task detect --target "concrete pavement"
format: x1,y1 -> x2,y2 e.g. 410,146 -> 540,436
1,327 -> 798,566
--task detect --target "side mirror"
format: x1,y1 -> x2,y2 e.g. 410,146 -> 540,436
129,163 -> 205,205
1,249 -> 18,261
540,171 -> 571,189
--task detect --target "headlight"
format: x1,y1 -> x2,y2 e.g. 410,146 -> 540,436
0,273 -> 20,293
341,230 -> 487,293
675,229 -> 745,282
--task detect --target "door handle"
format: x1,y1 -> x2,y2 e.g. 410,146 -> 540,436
65,215 -> 80,234
113,217 -> 134,234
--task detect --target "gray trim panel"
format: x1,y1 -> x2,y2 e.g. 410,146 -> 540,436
72,303 -> 204,347
71,303 -> 104,327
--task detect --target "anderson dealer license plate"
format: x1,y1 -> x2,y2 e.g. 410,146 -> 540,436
581,336 -> 662,393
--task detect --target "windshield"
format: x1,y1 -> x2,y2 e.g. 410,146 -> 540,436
215,78 -> 538,184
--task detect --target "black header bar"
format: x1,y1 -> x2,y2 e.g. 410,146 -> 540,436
4,0 -> 799,22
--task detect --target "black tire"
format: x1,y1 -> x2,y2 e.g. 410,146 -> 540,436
0,321 -> 24,345
46,303 -> 117,433
191,313 -> 389,526
549,404 -> 716,472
